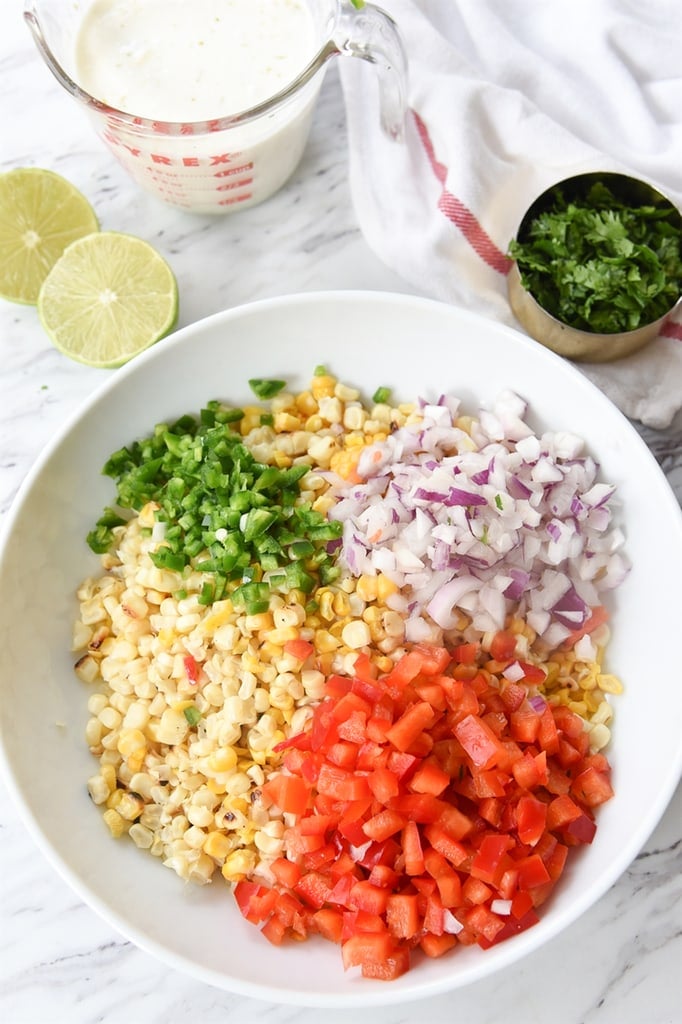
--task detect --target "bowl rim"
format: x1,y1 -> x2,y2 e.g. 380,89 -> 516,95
1,289 -> 681,1007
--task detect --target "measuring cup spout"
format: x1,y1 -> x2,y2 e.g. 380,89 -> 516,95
335,1 -> 408,141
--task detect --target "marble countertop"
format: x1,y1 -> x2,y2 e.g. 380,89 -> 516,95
1,4 -> 680,1023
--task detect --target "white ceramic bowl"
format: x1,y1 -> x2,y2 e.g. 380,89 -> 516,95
1,291 -> 680,1007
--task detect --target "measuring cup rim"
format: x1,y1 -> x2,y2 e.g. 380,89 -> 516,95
24,2 -> 339,134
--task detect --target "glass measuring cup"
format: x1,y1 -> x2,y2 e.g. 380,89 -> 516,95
24,0 -> 407,215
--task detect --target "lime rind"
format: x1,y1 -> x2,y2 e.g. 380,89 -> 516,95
37,231 -> 179,368
0,167 -> 99,304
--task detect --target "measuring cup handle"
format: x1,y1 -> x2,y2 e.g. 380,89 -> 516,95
335,1 -> 408,141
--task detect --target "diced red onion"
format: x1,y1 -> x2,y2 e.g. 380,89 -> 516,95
326,390 -> 629,649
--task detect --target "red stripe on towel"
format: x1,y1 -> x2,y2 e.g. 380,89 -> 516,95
413,110 -> 512,276
661,319 -> 682,341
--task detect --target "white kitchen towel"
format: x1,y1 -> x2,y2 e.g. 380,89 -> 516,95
339,0 -> 682,428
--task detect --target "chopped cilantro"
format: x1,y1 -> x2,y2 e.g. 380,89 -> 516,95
509,181 -> 682,333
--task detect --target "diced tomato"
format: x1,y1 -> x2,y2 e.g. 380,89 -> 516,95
515,661 -> 547,684
462,875 -> 493,905
479,906 -> 539,947
385,701 -> 435,752
183,654 -> 200,684
303,841 -> 338,871
571,765 -> 615,807
360,946 -> 411,980
437,802 -> 474,840
341,931 -> 396,971
261,773 -> 310,817
451,641 -> 481,665
260,914 -> 287,946
295,870 -> 334,909
423,847 -> 462,907
562,604 -> 609,648
385,892 -> 420,938
284,638 -> 315,661
402,819 -> 425,875
467,904 -> 506,945
325,740 -> 359,770
500,681 -> 527,712
455,714 -> 506,769
366,765 -> 400,802
546,793 -> 583,830
312,907 -> 344,944
470,834 -> 513,884
270,857 -> 301,889
390,792 -> 444,823
337,710 -> 368,745
368,863 -> 400,889
362,808 -> 407,842
420,932 -> 458,958
349,879 -> 390,916
516,794 -> 547,847
516,853 -> 551,889
411,644 -> 452,675
234,881 -> 271,924
316,762 -> 371,802
232,640 -> 614,983
386,750 -> 419,781
423,823 -> 468,866
564,813 -> 597,845
409,758 -> 451,796
490,630 -> 518,661
509,702 -> 541,744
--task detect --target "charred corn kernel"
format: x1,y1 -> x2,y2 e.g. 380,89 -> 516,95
239,406 -> 264,435
88,693 -> 109,715
102,808 -> 127,838
273,605 -> 305,629
304,413 -> 325,433
356,575 -> 378,602
332,592 -> 351,617
311,373 -> 336,400
74,654 -> 101,684
221,848 -> 257,882
129,823 -> 154,849
295,390 -> 318,416
100,762 -> 117,792
207,748 -> 238,774
318,589 -> 335,622
312,493 -> 335,515
264,626 -> 298,646
376,574 -> 399,601
85,717 -> 103,748
589,723 -> 611,751
343,405 -> 368,431
598,674 -> 623,695
129,772 -> 155,800
98,706 -> 122,731
273,411 -> 301,432
156,708 -> 190,745
592,700 -> 613,725
382,611 -> 405,638
341,620 -> 371,649
87,774 -> 110,805
203,831 -> 233,861
117,728 -> 147,760
117,792 -> 144,821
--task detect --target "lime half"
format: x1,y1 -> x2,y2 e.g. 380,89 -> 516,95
38,232 -> 179,368
0,167 -> 99,304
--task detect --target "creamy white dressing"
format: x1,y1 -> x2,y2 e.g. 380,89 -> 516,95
74,0 -> 319,121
